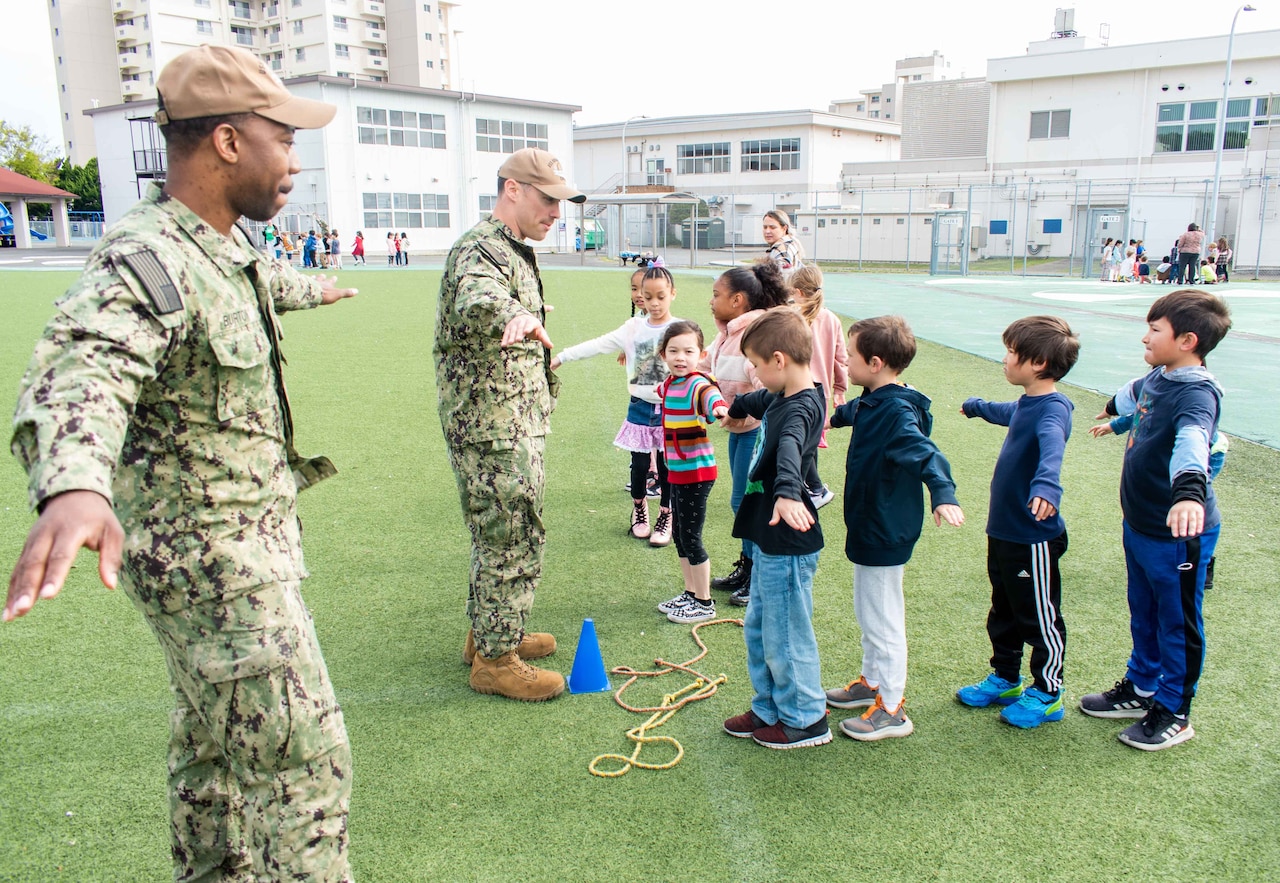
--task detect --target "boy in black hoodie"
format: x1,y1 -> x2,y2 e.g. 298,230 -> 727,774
720,310 -> 830,750
823,316 -> 964,740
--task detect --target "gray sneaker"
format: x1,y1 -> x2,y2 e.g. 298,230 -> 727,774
1080,678 -> 1154,719
826,675 -> 878,709
840,697 -> 914,741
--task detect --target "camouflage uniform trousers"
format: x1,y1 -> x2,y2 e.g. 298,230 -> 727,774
446,435 -> 546,658
135,579 -> 353,883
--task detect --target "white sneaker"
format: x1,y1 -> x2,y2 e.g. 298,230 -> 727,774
657,591 -> 694,614
667,599 -> 716,623
809,486 -> 835,509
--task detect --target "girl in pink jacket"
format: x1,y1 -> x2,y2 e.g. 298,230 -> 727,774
790,264 -> 847,509
702,261 -> 793,605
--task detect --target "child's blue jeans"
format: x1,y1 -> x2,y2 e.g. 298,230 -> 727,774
745,550 -> 826,729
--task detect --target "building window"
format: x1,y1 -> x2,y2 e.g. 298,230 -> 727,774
269,25 -> 280,42
870,95 -> 879,103
912,74 -> 922,81
333,15 -> 348,29
335,43 -> 350,58
873,218 -> 881,225
295,46 -> 306,61
896,218 -> 905,225
479,194 -> 496,216
266,2 -> 278,14
677,142 -> 730,174
195,0 -> 211,6
740,138 -> 800,172
362,192 -> 449,229
196,19 -> 213,34
358,106 -> 446,149
423,32 -> 432,40
475,118 -> 548,153
424,60 -> 433,68
231,25 -> 253,45
229,0 -> 250,19
423,2 -> 430,9
292,19 -> 304,33
368,47 -> 386,57
1155,98 -> 1262,153
1029,109 -> 1071,139
292,0 -> 302,6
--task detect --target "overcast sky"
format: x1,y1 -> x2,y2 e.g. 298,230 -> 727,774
7,0 -> 1279,154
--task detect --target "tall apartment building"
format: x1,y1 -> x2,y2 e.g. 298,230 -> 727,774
46,0 -> 457,164
829,51 -> 952,121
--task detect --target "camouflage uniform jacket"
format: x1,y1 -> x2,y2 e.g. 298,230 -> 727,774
434,217 -> 558,446
11,184 -> 326,614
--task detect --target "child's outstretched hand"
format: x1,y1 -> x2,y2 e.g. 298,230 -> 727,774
1088,423 -> 1114,438
770,497 -> 815,532
711,404 -> 729,420
1029,497 -> 1057,521
550,356 -> 563,370
934,504 -> 964,527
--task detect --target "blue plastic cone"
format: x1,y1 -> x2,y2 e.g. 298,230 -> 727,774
568,618 -> 611,694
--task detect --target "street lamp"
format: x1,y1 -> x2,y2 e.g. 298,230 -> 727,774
620,115 -> 647,194
1207,4 -> 1255,245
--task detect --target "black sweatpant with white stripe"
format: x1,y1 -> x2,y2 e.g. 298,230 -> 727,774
986,532 -> 1068,695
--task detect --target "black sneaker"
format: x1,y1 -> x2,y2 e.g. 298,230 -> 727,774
1079,678 -> 1154,719
713,554 -> 752,592
1118,702 -> 1195,751
729,585 -> 750,607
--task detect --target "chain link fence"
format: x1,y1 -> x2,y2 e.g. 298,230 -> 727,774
672,175 -> 1279,279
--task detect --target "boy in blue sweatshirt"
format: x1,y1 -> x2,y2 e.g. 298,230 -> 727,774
956,316 -> 1080,728
1080,289 -> 1231,751
822,316 -> 964,741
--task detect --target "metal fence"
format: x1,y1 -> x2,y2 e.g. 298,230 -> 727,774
665,175 -> 1279,279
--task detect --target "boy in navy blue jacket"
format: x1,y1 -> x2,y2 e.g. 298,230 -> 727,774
1080,289 -> 1231,751
822,316 -> 964,741
719,310 -> 830,750
956,316 -> 1080,728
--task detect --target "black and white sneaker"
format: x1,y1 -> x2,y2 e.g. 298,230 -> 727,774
808,485 -> 835,509
657,591 -> 694,615
729,585 -> 750,607
667,599 -> 716,623
1079,678 -> 1154,719
1118,703 -> 1195,751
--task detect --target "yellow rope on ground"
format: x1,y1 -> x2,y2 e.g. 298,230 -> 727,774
589,618 -> 743,778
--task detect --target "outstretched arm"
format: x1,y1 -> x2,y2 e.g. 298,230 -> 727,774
5,491 -> 123,621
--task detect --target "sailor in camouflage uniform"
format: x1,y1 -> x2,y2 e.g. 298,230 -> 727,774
435,149 -> 585,702
5,46 -> 357,882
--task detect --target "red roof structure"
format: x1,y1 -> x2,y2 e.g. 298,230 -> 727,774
0,167 -> 76,199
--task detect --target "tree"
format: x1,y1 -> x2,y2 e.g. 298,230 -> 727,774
56,158 -> 103,213
0,121 -> 60,184
665,198 -> 710,247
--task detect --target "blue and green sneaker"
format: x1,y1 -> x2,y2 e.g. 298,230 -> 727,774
1000,687 -> 1065,728
956,673 -> 1024,708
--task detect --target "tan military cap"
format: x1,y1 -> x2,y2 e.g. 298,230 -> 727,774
155,44 -> 336,129
499,148 -> 586,203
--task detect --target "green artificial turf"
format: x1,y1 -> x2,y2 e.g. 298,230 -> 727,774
0,267 -> 1277,881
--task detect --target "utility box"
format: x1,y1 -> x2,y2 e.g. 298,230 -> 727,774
680,217 -> 725,249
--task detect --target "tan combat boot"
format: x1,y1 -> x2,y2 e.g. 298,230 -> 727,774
470,650 -> 565,701
462,630 -> 557,665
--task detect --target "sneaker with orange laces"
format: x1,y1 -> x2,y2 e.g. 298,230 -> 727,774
825,675 -> 878,709
839,695 -> 914,741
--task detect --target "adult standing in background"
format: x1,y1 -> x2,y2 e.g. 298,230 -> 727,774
4,45 -> 357,881
762,209 -> 804,272
1176,223 -> 1204,285
435,148 -> 585,702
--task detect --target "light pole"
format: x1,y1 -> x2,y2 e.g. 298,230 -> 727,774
1207,4 -> 1255,245
620,115 -> 647,194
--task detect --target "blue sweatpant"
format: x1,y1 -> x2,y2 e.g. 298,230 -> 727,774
1122,521 -> 1220,715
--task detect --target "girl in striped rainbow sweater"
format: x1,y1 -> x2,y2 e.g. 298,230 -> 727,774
654,320 -> 730,624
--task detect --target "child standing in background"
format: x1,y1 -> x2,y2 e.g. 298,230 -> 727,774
789,264 -> 848,509
655,321 -> 729,623
552,266 -> 681,545
824,316 -> 964,741
351,231 -> 366,265
721,309 -> 830,749
956,316 -> 1080,729
704,262 -> 793,606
